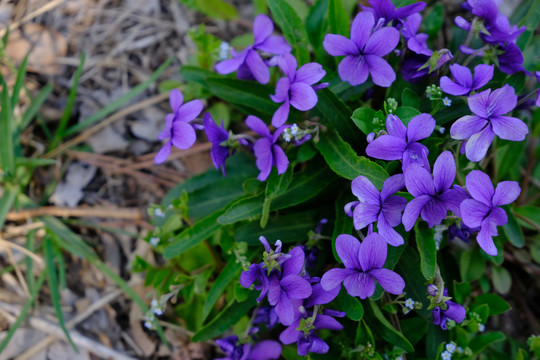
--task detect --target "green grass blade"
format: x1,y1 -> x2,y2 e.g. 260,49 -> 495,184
41,216 -> 169,347
44,236 -> 78,351
0,272 -> 45,353
65,56 -> 172,136
15,157 -> 57,167
1,81 -> 15,176
50,53 -> 86,149
53,243 -> 67,289
17,83 -> 53,137
11,54 -> 29,109
0,184 -> 17,230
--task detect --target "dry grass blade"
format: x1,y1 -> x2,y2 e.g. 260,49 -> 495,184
0,237 -> 44,267
6,206 -> 144,221
0,0 -> 66,37
0,241 -> 30,297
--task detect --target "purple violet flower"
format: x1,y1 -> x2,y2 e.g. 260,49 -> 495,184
450,85 -> 529,162
323,11 -> 400,87
203,113 -> 230,175
245,115 -> 289,181
440,64 -> 494,96
366,113 -> 435,171
155,89 -> 203,164
460,170 -> 520,255
320,233 -> 405,299
535,71 -> 540,107
270,53 -> 327,127
402,151 -> 467,230
215,335 -> 282,360
240,262 -> 270,302
253,306 -> 279,330
279,309 -> 345,356
360,0 -> 426,26
268,247 -> 312,326
345,174 -> 407,246
214,14 -> 291,84
427,285 -> 466,330
448,221 -> 479,243
400,14 -> 431,56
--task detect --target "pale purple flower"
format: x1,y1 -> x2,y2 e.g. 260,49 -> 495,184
215,335 -> 281,360
400,14 -> 431,56
203,113 -> 230,175
245,116 -> 289,181
270,53 -> 327,127
366,113 -> 435,171
279,310 -> 344,356
214,14 -> 291,84
323,11 -> 399,87
427,285 -> 466,330
440,64 -> 494,96
268,247 -> 312,326
320,233 -> 405,299
450,85 -> 529,162
361,0 -> 426,25
155,89 -> 203,164
460,170 -> 520,255
402,151 -> 467,231
345,175 -> 407,246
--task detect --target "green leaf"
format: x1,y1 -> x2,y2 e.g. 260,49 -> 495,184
460,249 -> 486,281
515,205 -> 540,230
337,288 -> 364,321
261,168 -> 294,228
201,260 -> 242,321
11,54 -> 29,109
470,332 -> 506,354
66,56 -> 173,136
195,0 -> 238,20
315,87 -> 363,145
17,83 -> 53,138
497,140 -> 527,181
516,348 -> 529,360
472,293 -> 511,316
491,266 -> 512,294
351,107 -> 379,136
267,0 -> 310,65
503,206 -> 525,248
355,319 -> 376,347
415,222 -> 437,280
306,0 -> 329,51
0,184 -> 17,230
365,300 -> 414,352
218,159 -> 336,224
50,53 -> 86,149
401,88 -> 420,109
1,81 -> 15,176
314,127 -> 388,187
164,209 -> 224,258
423,3 -> 444,37
192,291 -> 258,342
44,237 -> 77,351
328,0 -> 350,36
394,106 -> 421,124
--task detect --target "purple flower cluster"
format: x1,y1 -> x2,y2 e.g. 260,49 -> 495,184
215,335 -> 281,360
427,285 -> 466,330
240,236 -> 344,356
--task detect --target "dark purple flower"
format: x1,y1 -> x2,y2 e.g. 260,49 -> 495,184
536,71 -> 540,107
215,14 -> 291,84
448,221 -> 479,243
155,89 -> 203,164
323,11 -> 400,87
240,262 -> 270,302
245,116 -> 289,181
440,64 -> 494,96
270,53 -> 327,127
320,233 -> 405,299
279,310 -> 344,356
361,0 -> 426,26
402,151 -> 467,230
400,14 -> 431,56
366,113 -> 435,171
268,247 -> 312,326
459,43 -> 528,75
253,306 -> 279,330
401,49 -> 453,83
345,175 -> 407,246
460,170 -> 520,255
304,278 -> 340,308
203,113 -> 230,175
215,335 -> 281,360
450,85 -> 529,162
427,285 -> 466,330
